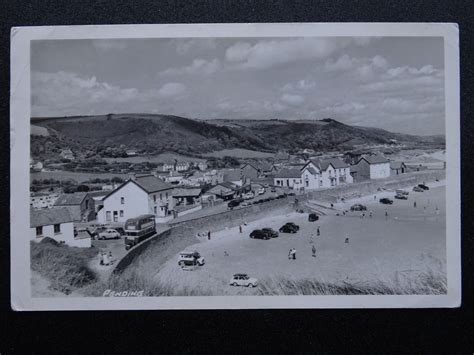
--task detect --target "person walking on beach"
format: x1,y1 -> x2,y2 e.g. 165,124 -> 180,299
239,225 -> 242,234
207,230 -> 211,240
385,210 -> 388,220
99,251 -> 104,266
312,245 -> 317,258
291,248 -> 296,260
414,201 -> 417,208
317,226 -> 320,237
345,235 -> 349,243
108,251 -> 113,264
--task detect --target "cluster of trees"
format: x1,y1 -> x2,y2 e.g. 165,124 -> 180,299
206,156 -> 240,169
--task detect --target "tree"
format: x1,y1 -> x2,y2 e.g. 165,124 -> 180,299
76,185 -> 90,192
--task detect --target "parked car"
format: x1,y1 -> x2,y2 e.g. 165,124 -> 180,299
229,273 -> 258,287
418,183 -> 430,190
241,201 -> 251,207
288,192 -> 296,196
308,213 -> 319,222
413,186 -> 424,192
88,225 -> 107,238
242,192 -> 255,200
250,230 -> 270,240
178,251 -> 205,267
279,222 -> 299,233
227,199 -> 241,209
350,204 -> 367,211
261,228 -> 279,238
379,198 -> 394,205
257,188 -> 265,195
114,227 -> 126,236
97,228 -> 121,240
394,194 -> 408,200
396,189 -> 409,196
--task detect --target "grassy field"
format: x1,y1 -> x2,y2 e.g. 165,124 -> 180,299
202,148 -> 275,159
30,239 -> 99,295
103,152 -> 206,164
31,170 -> 129,183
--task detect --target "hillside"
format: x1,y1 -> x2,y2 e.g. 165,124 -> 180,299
30,114 -> 444,159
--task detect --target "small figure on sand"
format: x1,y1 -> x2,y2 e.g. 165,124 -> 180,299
374,195 -> 377,201
239,225 -> 242,233
385,210 -> 388,220
330,203 -> 334,209
345,236 -> 349,244
288,248 -> 296,260
207,230 -> 211,240
369,210 -> 373,218
312,245 -> 317,258
108,251 -> 113,263
435,205 -> 439,215
317,226 -> 320,237
99,251 -> 104,266
224,251 -> 229,256
414,201 -> 417,208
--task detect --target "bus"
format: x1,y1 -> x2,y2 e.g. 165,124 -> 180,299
124,214 -> 156,250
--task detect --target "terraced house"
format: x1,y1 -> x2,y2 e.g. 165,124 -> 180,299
300,158 -> 353,189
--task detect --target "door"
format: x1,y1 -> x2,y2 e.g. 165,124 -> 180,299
113,211 -> 118,222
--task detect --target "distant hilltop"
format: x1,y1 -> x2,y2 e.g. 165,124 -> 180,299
31,113 -> 445,157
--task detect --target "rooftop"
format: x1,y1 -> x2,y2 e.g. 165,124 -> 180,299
30,207 -> 74,228
274,168 -> 302,179
172,188 -> 202,197
361,154 -> 389,165
54,192 -> 88,206
134,174 -> 173,193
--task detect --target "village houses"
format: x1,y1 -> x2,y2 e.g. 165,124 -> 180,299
53,192 -> 96,222
59,148 -> 75,160
390,161 -> 407,176
301,158 -> 353,189
30,207 -> 91,248
97,174 -> 175,224
30,192 -> 59,209
352,154 -> 391,180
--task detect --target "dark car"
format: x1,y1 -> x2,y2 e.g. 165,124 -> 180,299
308,213 -> 319,222
413,186 -> 424,192
394,194 -> 408,200
249,230 -> 270,240
227,199 -> 241,209
350,204 -> 367,211
379,198 -> 394,204
418,183 -> 430,190
288,192 -> 296,196
261,228 -> 279,238
279,223 -> 300,233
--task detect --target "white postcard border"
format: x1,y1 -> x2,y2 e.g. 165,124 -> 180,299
10,23 -> 460,310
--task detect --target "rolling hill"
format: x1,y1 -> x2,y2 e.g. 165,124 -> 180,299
30,114 -> 444,159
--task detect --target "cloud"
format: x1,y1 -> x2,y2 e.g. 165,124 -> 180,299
157,82 -> 186,98
280,93 -> 305,106
91,40 -> 127,51
224,37 -> 377,70
31,71 -> 187,116
175,38 -> 217,55
160,58 -> 221,76
282,79 -> 316,92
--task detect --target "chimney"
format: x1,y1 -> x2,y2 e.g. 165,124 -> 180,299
128,173 -> 136,181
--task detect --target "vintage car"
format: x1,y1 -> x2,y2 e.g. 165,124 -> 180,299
379,198 -> 394,205
229,273 -> 258,287
97,228 -> 121,240
350,204 -> 367,211
308,213 -> 319,222
178,251 -> 205,267
279,222 -> 300,233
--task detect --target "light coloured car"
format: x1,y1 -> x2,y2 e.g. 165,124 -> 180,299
242,192 -> 255,200
178,251 -> 205,267
229,273 -> 258,287
97,228 -> 121,240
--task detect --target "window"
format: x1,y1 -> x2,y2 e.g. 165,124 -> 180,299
160,193 -> 163,200
154,206 -> 157,214
106,211 -> 111,222
120,210 -> 124,217
35,226 -> 43,237
54,224 -> 61,234
120,197 -> 125,204
153,195 -> 156,202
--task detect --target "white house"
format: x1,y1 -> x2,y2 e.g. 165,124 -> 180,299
353,154 -> 391,180
97,174 -> 175,224
60,148 -> 75,160
30,207 -> 91,248
197,161 -> 208,171
273,168 -> 303,189
301,158 -> 353,189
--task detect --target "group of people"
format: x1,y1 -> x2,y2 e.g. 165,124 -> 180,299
99,251 -> 114,266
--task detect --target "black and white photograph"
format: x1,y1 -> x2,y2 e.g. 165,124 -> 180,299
10,23 -> 461,310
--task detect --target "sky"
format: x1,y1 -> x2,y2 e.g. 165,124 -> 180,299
31,36 -> 445,135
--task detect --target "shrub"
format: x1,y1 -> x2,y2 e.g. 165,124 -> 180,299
30,241 -> 98,294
